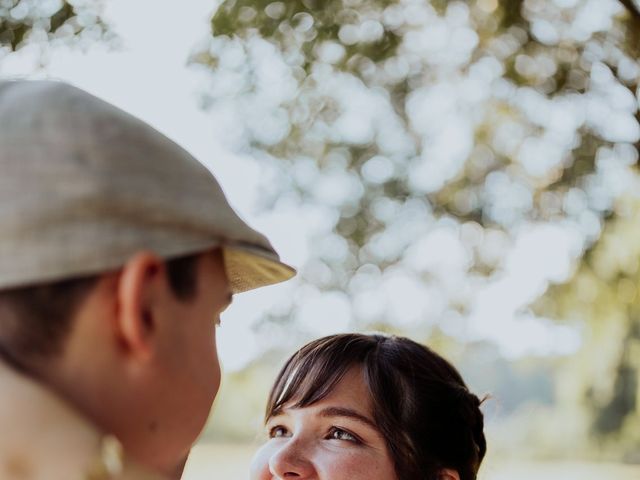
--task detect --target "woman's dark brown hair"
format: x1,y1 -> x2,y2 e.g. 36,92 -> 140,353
265,333 -> 486,480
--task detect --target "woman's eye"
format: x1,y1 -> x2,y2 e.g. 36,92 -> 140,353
268,425 -> 290,438
328,427 -> 360,443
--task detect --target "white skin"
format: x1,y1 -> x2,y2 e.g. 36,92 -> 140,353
250,367 -> 461,480
30,249 -> 232,478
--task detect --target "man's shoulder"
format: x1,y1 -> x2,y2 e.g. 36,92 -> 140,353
0,362 -> 164,480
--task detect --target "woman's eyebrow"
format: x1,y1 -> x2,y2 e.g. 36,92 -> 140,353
267,410 -> 285,421
318,406 -> 378,430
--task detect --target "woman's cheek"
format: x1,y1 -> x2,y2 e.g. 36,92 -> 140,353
313,448 -> 362,479
315,447 -> 393,480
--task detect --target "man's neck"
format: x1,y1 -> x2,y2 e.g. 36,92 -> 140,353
0,359 -> 166,479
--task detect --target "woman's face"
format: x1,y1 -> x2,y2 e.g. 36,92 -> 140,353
249,367 -> 397,480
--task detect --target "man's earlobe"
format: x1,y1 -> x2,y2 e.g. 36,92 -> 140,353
438,468 -> 461,480
116,251 -> 165,359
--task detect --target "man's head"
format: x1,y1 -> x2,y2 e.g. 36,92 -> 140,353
0,80 -> 294,476
0,248 -> 230,475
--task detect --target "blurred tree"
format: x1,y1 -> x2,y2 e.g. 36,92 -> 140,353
194,0 -> 640,457
536,195 -> 640,460
0,0 -> 109,55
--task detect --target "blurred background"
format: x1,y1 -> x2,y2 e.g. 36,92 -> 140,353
2,0 -> 639,478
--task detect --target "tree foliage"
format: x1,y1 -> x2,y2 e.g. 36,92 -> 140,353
195,0 -> 640,456
195,0 -> 640,285
536,195 -> 640,458
0,0 -> 108,54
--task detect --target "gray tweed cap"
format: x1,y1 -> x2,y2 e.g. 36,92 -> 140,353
0,80 -> 295,293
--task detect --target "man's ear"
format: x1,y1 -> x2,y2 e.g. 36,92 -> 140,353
438,469 -> 461,480
115,251 -> 165,359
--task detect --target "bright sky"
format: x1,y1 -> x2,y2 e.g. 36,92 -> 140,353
0,0 -> 590,369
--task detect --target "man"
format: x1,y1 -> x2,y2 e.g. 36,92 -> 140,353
0,80 -> 295,479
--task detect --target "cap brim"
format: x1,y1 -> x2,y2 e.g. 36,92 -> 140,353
222,244 -> 296,294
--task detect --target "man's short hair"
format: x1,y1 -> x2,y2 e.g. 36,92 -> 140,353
0,253 -> 200,364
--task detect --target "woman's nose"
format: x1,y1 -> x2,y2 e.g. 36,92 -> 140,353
268,438 -> 315,479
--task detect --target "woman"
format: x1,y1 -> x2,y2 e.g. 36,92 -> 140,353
250,333 -> 486,480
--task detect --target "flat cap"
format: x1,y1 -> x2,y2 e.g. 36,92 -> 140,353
0,80 -> 295,293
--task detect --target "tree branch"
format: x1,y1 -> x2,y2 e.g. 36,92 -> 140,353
619,0 -> 640,20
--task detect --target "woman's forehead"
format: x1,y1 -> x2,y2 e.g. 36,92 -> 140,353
276,365 -> 372,415
324,367 -> 372,406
